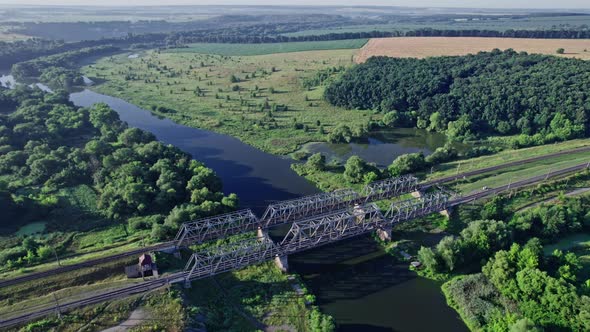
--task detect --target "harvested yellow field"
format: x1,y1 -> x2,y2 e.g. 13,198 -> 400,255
355,37 -> 590,62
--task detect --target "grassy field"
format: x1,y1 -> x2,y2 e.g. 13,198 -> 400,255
356,37 -> 590,62
168,39 -> 368,56
84,47 -> 375,155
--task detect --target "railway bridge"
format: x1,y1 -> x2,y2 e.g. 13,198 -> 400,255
182,191 -> 450,286
177,162 -> 590,285
2,162 -> 589,328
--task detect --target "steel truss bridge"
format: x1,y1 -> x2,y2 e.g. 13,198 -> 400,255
183,192 -> 451,283
174,175 -> 420,246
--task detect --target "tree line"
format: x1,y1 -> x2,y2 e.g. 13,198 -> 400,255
3,22 -> 590,70
325,50 -> 590,143
11,45 -> 119,89
168,27 -> 590,46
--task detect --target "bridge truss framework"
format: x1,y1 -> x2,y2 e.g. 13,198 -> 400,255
174,209 -> 259,247
183,192 -> 450,283
175,175 -> 422,249
261,189 -> 359,228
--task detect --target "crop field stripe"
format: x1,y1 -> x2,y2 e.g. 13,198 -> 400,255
166,39 -> 369,56
356,37 -> 590,63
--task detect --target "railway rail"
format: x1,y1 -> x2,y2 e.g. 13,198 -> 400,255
2,162 -> 589,328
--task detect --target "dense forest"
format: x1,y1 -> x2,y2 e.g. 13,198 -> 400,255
325,50 -> 590,143
420,195 -> 590,331
0,85 -> 237,252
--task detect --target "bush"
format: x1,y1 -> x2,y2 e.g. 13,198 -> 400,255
425,145 -> 458,164
442,274 -> 508,331
306,153 -> 326,171
0,246 -> 26,265
151,223 -> 175,241
327,124 -> 353,143
344,156 -> 376,183
129,214 -> 164,232
388,152 -> 426,177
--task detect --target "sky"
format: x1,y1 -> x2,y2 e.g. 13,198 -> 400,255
0,0 -> 589,10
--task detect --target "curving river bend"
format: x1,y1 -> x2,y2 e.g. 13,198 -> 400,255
1,73 -> 467,331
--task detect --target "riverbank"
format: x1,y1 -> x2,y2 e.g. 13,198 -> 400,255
81,49 -> 374,155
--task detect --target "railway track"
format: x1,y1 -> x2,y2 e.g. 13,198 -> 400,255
0,242 -> 177,288
423,145 -> 590,187
2,162 -> 589,328
1,146 -> 588,290
450,162 -> 590,206
0,272 -> 188,329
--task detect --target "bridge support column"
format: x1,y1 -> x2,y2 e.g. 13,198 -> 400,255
439,207 -> 452,218
257,227 -> 269,242
411,190 -> 424,198
376,226 -> 392,242
184,279 -> 192,289
274,254 -> 289,273
173,249 -> 182,259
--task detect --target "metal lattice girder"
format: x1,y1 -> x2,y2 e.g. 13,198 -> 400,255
184,237 -> 281,282
280,203 -> 386,254
175,209 -> 259,246
361,175 -> 419,202
261,189 -> 360,228
385,192 -> 449,224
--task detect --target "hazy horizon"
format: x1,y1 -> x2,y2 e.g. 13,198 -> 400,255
0,1 -> 589,10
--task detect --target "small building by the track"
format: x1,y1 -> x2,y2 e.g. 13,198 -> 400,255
125,253 -> 158,278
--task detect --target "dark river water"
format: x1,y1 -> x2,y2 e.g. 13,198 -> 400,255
0,73 -> 467,331
302,129 -> 449,168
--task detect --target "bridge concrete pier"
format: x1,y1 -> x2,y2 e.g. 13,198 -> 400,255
439,207 -> 452,218
411,190 -> 424,198
376,226 -> 392,242
257,227 -> 269,242
274,254 -> 289,273
173,250 -> 182,259
184,279 -> 192,289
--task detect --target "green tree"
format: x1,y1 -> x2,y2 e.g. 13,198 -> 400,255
306,153 -> 326,171
509,318 -> 541,332
388,153 -> 426,177
382,111 -> 401,127
344,156 -> 367,183
418,246 -> 441,272
427,112 -> 444,132
327,124 -> 353,143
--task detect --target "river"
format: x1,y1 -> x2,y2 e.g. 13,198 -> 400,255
1,73 -> 467,331
301,128 -> 450,168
